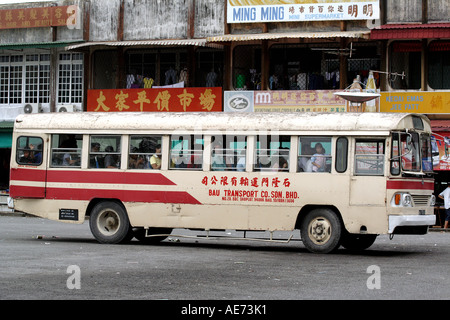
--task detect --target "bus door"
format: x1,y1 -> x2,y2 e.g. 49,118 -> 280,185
10,135 -> 47,199
350,139 -> 386,206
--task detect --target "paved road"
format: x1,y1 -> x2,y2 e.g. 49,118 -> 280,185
0,215 -> 449,303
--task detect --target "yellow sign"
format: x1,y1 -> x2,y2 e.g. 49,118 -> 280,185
380,91 -> 450,114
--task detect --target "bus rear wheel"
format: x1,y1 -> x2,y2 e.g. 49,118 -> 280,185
300,208 -> 342,254
89,201 -> 132,244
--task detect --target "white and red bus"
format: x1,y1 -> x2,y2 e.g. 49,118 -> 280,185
9,112 -> 436,253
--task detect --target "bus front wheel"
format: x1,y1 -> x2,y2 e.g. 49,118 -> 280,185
300,208 -> 342,254
89,201 -> 132,244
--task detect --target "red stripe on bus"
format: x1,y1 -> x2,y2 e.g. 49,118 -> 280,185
45,187 -> 201,205
9,185 -> 45,199
10,168 -> 46,182
47,170 -> 176,186
11,168 -> 176,186
386,180 -> 434,191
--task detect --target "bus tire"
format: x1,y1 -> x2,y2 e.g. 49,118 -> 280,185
133,227 -> 172,244
89,201 -> 132,244
300,208 -> 342,254
340,233 -> 377,251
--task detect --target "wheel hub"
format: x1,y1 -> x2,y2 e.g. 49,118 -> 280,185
309,218 -> 331,245
98,211 -> 120,235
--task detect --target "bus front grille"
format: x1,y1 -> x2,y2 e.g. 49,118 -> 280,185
411,195 -> 430,206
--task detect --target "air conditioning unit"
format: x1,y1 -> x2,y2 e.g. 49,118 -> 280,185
23,103 -> 43,114
57,105 -> 75,112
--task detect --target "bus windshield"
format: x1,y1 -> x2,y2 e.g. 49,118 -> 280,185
391,131 -> 429,174
421,133 -> 433,172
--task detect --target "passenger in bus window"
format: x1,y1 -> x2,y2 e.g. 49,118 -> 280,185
129,147 -> 145,169
311,143 -> 326,172
90,143 -> 102,168
187,144 -> 203,170
32,144 -> 43,164
271,152 -> 288,172
19,149 -> 33,164
60,140 -> 78,166
104,146 -> 118,168
236,151 -> 246,172
150,144 -> 162,170
211,142 -> 226,171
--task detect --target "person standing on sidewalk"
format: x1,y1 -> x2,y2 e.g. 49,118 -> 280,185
438,182 -> 450,229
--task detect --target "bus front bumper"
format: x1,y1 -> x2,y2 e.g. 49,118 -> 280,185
388,215 -> 436,234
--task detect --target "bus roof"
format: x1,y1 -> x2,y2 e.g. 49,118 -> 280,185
14,112 -> 430,134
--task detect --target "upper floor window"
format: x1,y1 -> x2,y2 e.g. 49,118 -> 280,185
58,53 -> 83,104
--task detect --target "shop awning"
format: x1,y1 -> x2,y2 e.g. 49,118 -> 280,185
206,30 -> 370,42
65,38 -> 223,51
431,120 -> 450,132
0,40 -> 84,50
0,122 -> 14,149
370,23 -> 450,40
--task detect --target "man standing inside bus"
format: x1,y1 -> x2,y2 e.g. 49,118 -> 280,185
438,182 -> 450,229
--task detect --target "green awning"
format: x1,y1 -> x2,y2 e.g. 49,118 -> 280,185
0,40 -> 84,50
0,132 -> 12,148
0,122 -> 14,148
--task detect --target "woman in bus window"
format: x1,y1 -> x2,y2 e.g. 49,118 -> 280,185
311,143 -> 326,172
150,144 -> 162,170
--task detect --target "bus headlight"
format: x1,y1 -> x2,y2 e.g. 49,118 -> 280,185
392,193 -> 413,207
403,194 -> 412,207
430,195 -> 436,206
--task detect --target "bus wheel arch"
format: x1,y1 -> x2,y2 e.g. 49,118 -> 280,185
295,205 -> 344,254
88,199 -> 133,244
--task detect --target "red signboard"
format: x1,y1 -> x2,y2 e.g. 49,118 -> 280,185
87,88 -> 223,113
0,6 -> 76,30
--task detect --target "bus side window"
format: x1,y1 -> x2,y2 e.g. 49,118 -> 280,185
16,136 -> 44,166
255,135 -> 290,172
354,140 -> 385,176
335,137 -> 348,173
129,135 -> 162,170
298,137 -> 331,173
170,135 -> 203,170
211,135 -> 247,171
51,134 -> 82,168
89,135 -> 121,169
391,133 -> 400,175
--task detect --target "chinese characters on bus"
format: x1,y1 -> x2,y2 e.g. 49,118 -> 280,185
202,175 -> 299,203
87,88 -> 222,113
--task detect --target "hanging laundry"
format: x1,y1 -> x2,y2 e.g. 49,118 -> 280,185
143,77 -> 154,89
165,67 -> 177,85
126,74 -> 135,89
